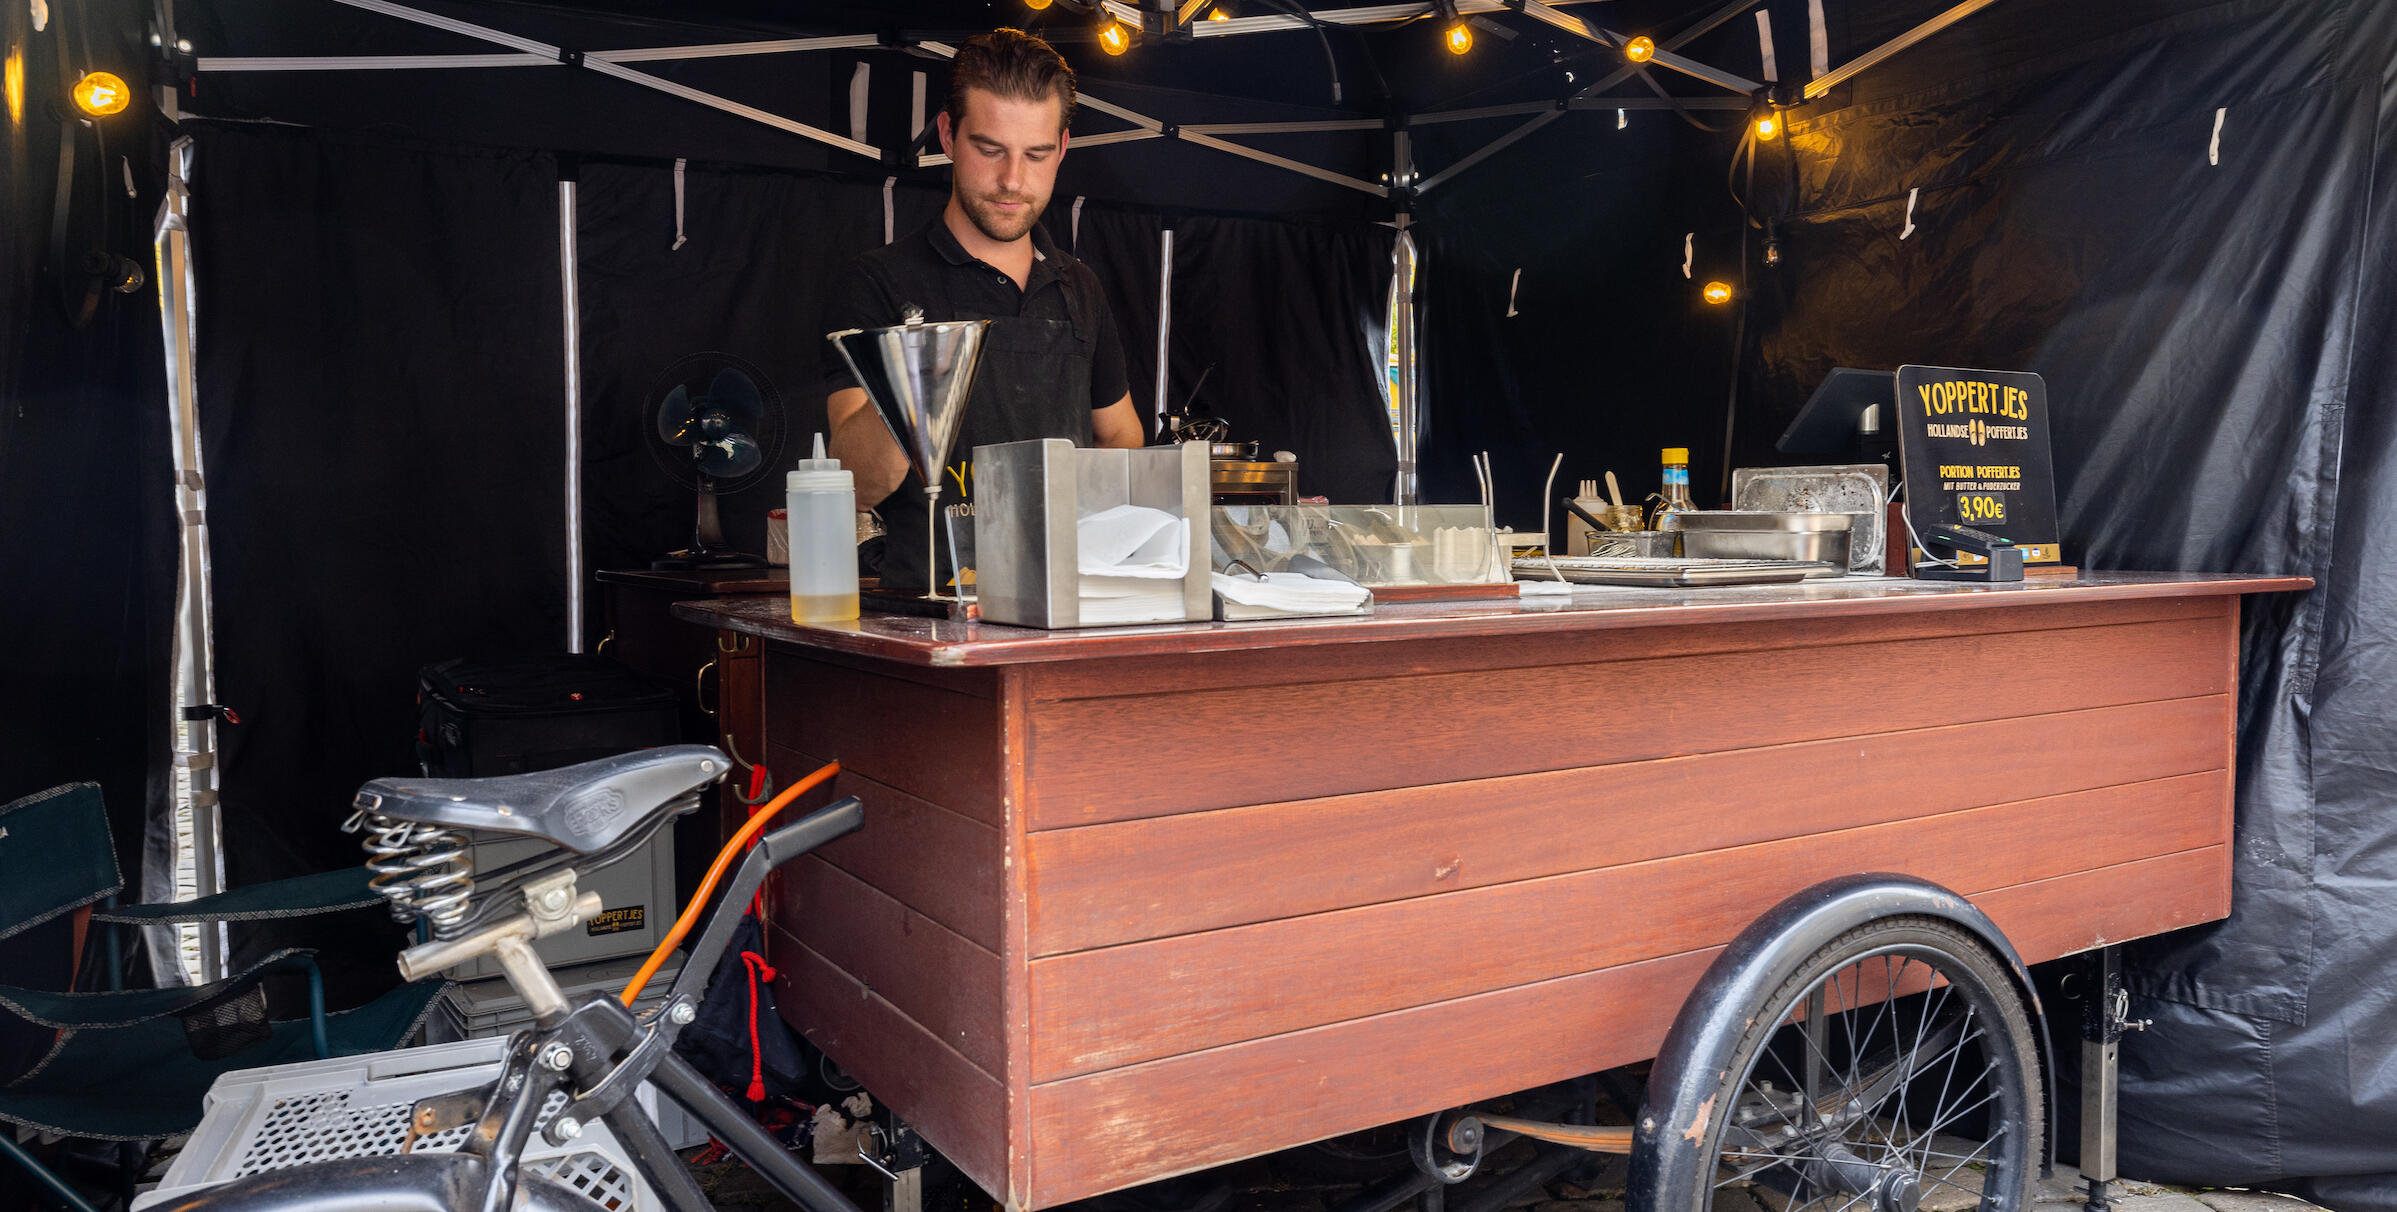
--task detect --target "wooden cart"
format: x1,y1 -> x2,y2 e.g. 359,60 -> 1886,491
680,572 -> 2307,1212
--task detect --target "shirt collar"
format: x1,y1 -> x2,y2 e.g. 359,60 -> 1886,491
927,212 -> 1060,270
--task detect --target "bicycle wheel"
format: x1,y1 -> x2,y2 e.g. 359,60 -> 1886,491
1648,916 -> 2043,1212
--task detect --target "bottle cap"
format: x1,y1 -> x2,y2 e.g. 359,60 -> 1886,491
1661,447 -> 1690,463
789,433 -> 853,492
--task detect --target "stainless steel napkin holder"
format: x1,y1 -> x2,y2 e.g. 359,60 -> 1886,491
973,439 -> 1211,629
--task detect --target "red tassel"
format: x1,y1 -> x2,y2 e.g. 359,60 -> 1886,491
740,950 -> 779,1102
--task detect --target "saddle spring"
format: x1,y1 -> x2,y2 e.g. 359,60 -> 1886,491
343,808 -> 474,938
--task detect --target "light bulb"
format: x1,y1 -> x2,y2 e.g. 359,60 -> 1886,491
1446,21 -> 1473,54
71,70 -> 131,117
1207,3 -> 1230,19
1623,35 -> 1656,63
1754,114 -> 1780,140
1703,281 -> 1734,305
1098,20 -> 1130,54
1024,0 -> 1052,9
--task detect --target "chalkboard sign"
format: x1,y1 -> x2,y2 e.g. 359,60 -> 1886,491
1894,365 -> 2063,567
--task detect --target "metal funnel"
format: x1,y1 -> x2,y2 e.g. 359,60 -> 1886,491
829,306 -> 990,493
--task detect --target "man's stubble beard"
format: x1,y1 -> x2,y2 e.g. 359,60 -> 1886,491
959,188 -> 1044,244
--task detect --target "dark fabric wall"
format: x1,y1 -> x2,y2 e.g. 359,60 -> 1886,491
1064,207 -> 1399,503
187,124 -> 571,991
0,0 -> 175,1071
1415,0 -> 2394,1202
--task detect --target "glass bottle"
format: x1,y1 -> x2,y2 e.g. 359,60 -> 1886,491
1653,447 -> 1698,521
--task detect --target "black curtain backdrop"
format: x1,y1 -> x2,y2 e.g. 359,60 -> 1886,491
1062,208 -> 1399,503
1417,0 -> 2392,1202
187,123 -> 569,995
0,0 -> 176,1078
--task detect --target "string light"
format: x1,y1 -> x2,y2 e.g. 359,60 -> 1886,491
1446,20 -> 1473,54
1703,281 -> 1734,305
1208,3 -> 1230,20
1754,113 -> 1780,140
1623,35 -> 1656,63
1098,19 -> 1130,54
1024,0 -> 1051,8
71,70 -> 131,117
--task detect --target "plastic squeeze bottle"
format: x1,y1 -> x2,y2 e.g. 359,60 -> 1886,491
787,434 -> 860,623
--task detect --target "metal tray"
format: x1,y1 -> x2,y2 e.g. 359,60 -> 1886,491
1512,556 -> 1835,587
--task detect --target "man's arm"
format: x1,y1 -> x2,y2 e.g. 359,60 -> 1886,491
827,388 -> 914,505
1091,394 -> 1146,449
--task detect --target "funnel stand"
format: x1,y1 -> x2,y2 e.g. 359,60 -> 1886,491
921,485 -> 946,601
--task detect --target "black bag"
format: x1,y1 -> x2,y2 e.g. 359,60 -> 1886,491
676,911 -> 811,1102
416,654 -> 679,777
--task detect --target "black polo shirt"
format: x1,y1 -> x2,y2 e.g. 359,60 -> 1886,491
822,217 -> 1130,409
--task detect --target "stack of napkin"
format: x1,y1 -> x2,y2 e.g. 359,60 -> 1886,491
1211,570 -> 1371,620
1077,504 -> 1191,625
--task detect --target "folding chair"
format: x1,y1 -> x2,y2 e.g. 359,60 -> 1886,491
0,783 -> 448,1212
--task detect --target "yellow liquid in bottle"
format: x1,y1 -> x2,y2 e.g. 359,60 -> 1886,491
791,591 -> 860,624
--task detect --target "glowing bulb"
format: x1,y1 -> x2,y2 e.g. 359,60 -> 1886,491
1703,281 -> 1734,305
1623,35 -> 1656,63
1754,113 -> 1779,140
72,70 -> 131,117
1098,20 -> 1129,54
1207,4 -> 1229,19
1445,21 -> 1472,54
1024,0 -> 1051,8
5,46 -> 24,127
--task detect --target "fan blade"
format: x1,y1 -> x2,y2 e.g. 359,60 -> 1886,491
706,367 -> 765,427
696,431 -> 763,479
656,384 -> 699,445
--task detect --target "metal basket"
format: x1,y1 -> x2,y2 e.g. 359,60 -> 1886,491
134,1037 -> 660,1212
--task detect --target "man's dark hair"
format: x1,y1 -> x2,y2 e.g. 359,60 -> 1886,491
944,28 -> 1077,131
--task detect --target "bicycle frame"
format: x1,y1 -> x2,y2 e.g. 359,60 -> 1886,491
160,796 -> 869,1212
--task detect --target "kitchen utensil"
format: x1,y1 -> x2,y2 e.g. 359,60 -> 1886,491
827,305 -> 990,601
1729,464 -> 1889,575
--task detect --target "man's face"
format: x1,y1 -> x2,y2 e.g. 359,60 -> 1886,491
938,87 -> 1067,244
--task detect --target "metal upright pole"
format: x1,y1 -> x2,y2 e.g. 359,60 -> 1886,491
1155,228 -> 1175,430
154,136 -> 228,983
559,173 -> 585,653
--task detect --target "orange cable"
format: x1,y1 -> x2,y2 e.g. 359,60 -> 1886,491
620,758 -> 841,1006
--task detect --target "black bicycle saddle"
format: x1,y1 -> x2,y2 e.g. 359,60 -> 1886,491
352,745 -> 727,853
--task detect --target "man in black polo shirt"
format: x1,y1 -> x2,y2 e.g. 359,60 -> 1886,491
824,28 -> 1145,591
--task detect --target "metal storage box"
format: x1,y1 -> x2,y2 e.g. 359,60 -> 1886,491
973,439 -> 1210,629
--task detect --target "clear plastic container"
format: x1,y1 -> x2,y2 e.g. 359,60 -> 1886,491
786,435 -> 859,623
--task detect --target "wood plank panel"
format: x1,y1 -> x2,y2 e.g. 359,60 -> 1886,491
1026,615 -> 2229,827
773,857 -> 1004,1075
1019,596 -> 2226,702
771,934 -> 1007,1200
765,750 -> 1003,953
762,650 -> 1003,824
1028,697 -> 2229,954
1029,772 -> 2224,1080
1023,848 -> 2225,1209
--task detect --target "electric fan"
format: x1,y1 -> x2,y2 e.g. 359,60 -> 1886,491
643,354 -> 788,570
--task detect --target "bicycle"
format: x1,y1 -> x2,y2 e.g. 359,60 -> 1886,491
150,743 -> 870,1212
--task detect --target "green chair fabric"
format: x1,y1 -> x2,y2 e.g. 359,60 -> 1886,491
0,981 -> 447,1140
0,947 -> 319,1029
90,868 -> 381,924
0,784 -> 122,942
0,780 -> 449,1200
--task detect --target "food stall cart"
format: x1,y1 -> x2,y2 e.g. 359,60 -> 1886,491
677,571 -> 2308,1212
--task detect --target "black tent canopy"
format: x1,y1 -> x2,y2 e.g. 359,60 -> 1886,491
8,0 -> 2397,1206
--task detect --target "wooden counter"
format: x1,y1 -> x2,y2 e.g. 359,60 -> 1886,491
678,572 -> 2309,1211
